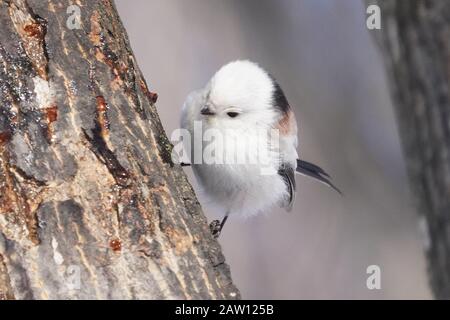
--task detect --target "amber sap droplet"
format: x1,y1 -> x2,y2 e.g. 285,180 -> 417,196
148,91 -> 158,104
23,23 -> 43,38
139,80 -> 158,104
46,105 -> 58,123
96,96 -> 107,112
109,239 -> 122,252
0,131 -> 11,145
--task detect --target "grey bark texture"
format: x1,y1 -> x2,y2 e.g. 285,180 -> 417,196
0,0 -> 239,299
371,0 -> 450,299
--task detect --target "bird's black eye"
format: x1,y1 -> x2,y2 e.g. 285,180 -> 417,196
227,112 -> 239,118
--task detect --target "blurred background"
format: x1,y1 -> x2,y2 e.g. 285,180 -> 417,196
116,0 -> 431,299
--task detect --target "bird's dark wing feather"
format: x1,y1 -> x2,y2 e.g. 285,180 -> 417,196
278,165 -> 296,211
296,159 -> 342,195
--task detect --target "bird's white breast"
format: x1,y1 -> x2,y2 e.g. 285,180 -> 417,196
192,161 -> 288,218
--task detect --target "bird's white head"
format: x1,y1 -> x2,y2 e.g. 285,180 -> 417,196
201,60 -> 284,130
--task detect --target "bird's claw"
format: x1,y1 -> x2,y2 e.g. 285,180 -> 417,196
209,220 -> 221,239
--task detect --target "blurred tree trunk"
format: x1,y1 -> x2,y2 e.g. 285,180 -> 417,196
0,0 -> 239,299
372,0 -> 450,299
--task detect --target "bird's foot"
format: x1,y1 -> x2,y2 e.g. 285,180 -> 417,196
209,220 -> 222,239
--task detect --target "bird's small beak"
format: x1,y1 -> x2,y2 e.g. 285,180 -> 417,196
200,105 -> 215,116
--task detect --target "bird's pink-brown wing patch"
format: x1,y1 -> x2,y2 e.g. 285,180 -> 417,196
276,109 -> 297,136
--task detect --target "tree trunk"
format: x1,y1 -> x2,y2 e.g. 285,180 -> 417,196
371,0 -> 450,299
0,0 -> 239,300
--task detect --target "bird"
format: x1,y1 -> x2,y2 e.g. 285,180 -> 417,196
180,60 -> 340,238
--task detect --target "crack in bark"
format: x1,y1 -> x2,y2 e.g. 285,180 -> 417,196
88,9 -> 145,118
0,147 -> 41,245
82,126 -> 130,187
8,0 -> 49,81
0,253 -> 15,300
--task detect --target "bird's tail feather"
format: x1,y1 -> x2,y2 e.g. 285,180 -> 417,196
296,159 -> 342,195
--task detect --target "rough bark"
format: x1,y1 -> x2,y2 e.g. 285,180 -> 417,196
371,0 -> 450,299
0,0 -> 239,300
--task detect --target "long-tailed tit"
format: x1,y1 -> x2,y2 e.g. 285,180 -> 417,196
179,60 -> 340,238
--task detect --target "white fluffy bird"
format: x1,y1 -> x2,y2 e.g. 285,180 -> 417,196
180,60 -> 340,237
